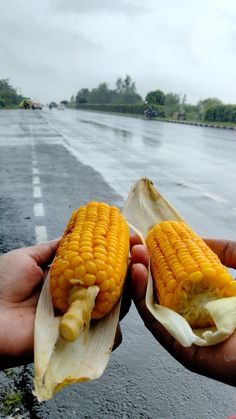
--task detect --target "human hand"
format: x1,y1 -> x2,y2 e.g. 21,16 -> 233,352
0,239 -> 60,369
130,236 -> 236,387
113,235 -> 146,350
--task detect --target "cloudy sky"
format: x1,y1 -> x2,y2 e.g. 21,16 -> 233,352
1,0 -> 236,104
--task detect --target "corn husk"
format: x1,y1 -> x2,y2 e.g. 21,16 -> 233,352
34,271 -> 121,401
123,177 -> 236,347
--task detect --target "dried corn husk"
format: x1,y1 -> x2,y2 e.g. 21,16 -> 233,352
34,270 -> 121,401
123,177 -> 236,347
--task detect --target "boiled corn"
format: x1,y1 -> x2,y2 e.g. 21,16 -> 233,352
50,201 -> 129,341
146,220 -> 236,328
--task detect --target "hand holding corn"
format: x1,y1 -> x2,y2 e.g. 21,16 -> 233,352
146,221 -> 236,328
131,235 -> 236,387
0,239 -> 60,369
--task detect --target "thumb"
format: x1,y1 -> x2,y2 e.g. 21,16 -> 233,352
24,238 -> 61,266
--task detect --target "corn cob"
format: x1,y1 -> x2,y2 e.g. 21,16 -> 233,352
50,202 -> 129,342
146,220 -> 236,328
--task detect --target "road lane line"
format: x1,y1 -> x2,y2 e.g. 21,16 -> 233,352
34,203 -> 45,217
35,226 -> 48,243
33,175 -> 40,185
31,137 -> 47,243
33,186 -> 42,198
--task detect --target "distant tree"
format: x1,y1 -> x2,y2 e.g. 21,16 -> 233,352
197,97 -> 223,119
197,97 -> 222,109
70,94 -> 75,103
204,104 -> 236,122
164,93 -> 180,106
61,100 -> 68,105
115,75 -> 135,95
0,97 -> 5,108
116,77 -> 123,94
182,103 -> 199,120
76,88 -> 90,104
145,90 -> 165,105
181,94 -> 187,105
74,76 -> 142,106
113,75 -> 143,104
0,79 -> 23,107
122,75 -> 136,94
88,83 -> 113,104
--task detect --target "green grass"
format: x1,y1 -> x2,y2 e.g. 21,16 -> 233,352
1,390 -> 23,415
3,368 -> 14,377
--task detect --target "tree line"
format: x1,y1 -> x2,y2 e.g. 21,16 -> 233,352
72,75 -> 142,105
71,75 -> 236,123
1,76 -> 235,123
0,79 -> 23,108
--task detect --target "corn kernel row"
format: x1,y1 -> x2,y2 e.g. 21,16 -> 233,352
146,221 -> 236,327
50,202 -> 129,319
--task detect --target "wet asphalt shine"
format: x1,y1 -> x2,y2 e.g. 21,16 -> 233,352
0,109 -> 236,418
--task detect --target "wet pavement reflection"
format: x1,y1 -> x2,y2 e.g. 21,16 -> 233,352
43,109 -> 236,239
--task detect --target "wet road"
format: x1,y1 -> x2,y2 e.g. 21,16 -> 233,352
47,108 -> 236,238
0,109 -> 236,418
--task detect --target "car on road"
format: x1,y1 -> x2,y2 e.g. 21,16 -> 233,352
57,104 -> 65,110
144,108 -> 158,118
32,102 -> 42,110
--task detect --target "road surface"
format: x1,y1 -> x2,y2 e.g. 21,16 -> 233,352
0,109 -> 236,418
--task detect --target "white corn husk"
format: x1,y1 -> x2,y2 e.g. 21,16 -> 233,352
123,177 -> 236,347
34,271 -> 121,401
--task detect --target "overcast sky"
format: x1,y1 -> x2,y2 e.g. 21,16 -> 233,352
1,0 -> 236,104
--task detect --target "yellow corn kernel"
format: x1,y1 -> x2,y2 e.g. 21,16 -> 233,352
146,220 -> 236,328
50,202 -> 129,341
166,279 -> 177,292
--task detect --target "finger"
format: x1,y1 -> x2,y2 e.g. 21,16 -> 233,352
130,244 -> 149,269
131,263 -> 148,304
131,263 -> 175,349
24,238 -> 61,267
120,243 -> 149,320
119,275 -> 132,320
112,323 -> 122,351
130,234 -> 143,250
204,239 -> 236,269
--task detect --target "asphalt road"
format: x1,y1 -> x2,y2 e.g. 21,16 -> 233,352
0,109 -> 236,419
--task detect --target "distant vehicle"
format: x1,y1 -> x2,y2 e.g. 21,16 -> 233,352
20,99 -> 33,109
57,104 -> 65,110
144,108 -> 158,118
48,102 -> 57,109
32,102 -> 42,110
20,99 -> 42,110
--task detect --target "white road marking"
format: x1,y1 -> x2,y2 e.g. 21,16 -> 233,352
32,159 -> 38,166
33,176 -> 40,185
34,203 -> 45,217
35,226 -> 48,243
33,167 -> 39,174
33,186 -> 42,198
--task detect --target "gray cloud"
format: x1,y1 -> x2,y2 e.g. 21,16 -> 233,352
51,0 -> 147,16
0,0 -> 236,104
